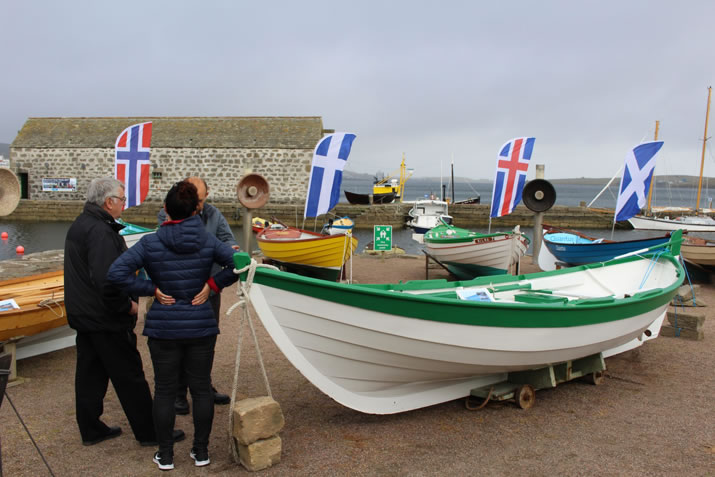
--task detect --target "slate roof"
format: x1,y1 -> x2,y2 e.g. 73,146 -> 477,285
12,117 -> 326,148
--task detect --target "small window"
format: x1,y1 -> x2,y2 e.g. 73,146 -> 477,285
152,171 -> 162,180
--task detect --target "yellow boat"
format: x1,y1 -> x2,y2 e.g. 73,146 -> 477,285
0,270 -> 66,342
257,225 -> 358,281
372,155 -> 414,203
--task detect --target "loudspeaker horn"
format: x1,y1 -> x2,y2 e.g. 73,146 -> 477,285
0,169 -> 21,216
236,173 -> 270,209
522,179 -> 556,213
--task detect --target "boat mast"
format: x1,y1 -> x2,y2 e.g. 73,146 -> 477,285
450,157 -> 455,204
399,153 -> 406,203
695,86 -> 712,212
645,120 -> 660,214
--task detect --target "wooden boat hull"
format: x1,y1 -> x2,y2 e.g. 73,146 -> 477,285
322,217 -> 355,236
344,190 -> 371,205
681,237 -> 715,266
119,220 -> 155,248
543,227 -> 670,266
344,190 -> 396,205
425,228 -> 529,278
0,271 -> 66,341
234,237 -> 684,414
257,227 -> 358,281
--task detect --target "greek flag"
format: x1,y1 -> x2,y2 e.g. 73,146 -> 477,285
615,141 -> 664,222
304,132 -> 356,218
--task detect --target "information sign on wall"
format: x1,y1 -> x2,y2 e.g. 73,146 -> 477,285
42,178 -> 77,192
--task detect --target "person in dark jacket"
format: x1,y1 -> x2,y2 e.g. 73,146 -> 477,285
157,176 -> 238,412
107,181 -> 238,470
64,177 -> 185,447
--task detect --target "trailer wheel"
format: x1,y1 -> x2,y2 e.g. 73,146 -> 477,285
515,384 -> 535,410
588,371 -> 605,385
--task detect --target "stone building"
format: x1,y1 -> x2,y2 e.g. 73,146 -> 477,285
9,116 -> 328,202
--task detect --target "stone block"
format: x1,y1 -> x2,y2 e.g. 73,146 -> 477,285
237,435 -> 282,471
666,311 -> 705,330
659,324 -> 704,341
232,396 -> 285,445
672,284 -> 705,306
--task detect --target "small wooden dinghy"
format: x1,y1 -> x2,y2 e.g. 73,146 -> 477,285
0,270 -> 65,341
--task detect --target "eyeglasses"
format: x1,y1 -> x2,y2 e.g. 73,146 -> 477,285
111,196 -> 127,203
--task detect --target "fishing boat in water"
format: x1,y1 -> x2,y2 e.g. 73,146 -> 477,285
344,156 -> 413,205
232,231 -> 685,414
406,199 -> 452,234
251,216 -> 272,234
321,216 -> 355,236
423,223 -> 529,278
542,224 -> 671,266
256,223 -> 358,281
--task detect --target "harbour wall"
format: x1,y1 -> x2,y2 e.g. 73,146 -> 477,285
4,200 -> 622,229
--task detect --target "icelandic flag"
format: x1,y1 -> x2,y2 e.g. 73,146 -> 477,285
114,122 -> 152,209
490,137 -> 535,218
304,132 -> 356,218
614,141 -> 664,222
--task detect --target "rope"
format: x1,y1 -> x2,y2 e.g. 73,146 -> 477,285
226,258 -> 279,463
38,297 -> 64,317
638,251 -> 664,290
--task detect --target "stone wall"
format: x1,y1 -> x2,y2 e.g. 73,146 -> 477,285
10,147 -> 312,202
5,200 -> 622,230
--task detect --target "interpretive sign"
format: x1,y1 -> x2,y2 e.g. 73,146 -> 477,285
42,178 -> 77,192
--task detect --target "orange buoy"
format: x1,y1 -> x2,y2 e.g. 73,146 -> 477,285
0,232 -> 7,239
16,245 -> 24,254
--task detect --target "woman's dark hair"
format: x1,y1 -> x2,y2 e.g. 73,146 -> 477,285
164,181 -> 199,220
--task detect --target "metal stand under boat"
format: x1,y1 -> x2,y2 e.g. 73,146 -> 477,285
465,353 -> 606,410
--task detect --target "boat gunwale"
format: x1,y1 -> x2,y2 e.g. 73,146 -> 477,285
235,250 -> 684,328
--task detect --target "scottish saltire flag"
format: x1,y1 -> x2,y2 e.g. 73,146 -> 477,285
614,141 -> 664,222
114,122 -> 152,209
304,132 -> 356,218
490,137 -> 535,218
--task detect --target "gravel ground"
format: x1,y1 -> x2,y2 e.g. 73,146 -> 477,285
2,254 -> 713,476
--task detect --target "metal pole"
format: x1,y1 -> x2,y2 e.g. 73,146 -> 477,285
242,207 -> 252,255
532,211 -> 543,265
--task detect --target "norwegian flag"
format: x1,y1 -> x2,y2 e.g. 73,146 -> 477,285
114,122 -> 152,209
490,137 -> 535,218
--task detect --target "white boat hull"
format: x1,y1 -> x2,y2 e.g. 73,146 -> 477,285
248,282 -> 669,414
628,215 -> 715,232
425,233 -> 528,274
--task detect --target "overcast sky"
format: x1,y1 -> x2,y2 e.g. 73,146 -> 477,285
3,1 -> 715,180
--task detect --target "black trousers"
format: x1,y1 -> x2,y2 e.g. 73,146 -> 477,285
149,335 -> 216,455
178,293 -> 220,397
75,330 -> 155,443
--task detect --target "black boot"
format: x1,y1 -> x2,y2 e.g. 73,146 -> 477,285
175,394 -> 190,415
212,386 -> 230,405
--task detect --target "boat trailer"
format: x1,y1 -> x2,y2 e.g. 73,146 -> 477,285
466,353 -> 606,411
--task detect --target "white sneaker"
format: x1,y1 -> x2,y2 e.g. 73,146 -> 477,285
190,447 -> 210,467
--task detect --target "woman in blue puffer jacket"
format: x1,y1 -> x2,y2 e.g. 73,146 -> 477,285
107,181 -> 238,471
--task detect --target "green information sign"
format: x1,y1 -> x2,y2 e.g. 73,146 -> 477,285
373,225 -> 393,252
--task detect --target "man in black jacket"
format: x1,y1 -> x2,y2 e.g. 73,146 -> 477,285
65,177 -> 183,447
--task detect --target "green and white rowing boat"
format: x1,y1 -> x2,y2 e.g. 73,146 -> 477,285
232,231 -> 685,414
424,223 -> 530,278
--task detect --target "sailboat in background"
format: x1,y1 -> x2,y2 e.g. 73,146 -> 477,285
628,86 -> 715,231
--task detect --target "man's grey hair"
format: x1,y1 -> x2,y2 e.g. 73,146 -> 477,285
86,177 -> 124,206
